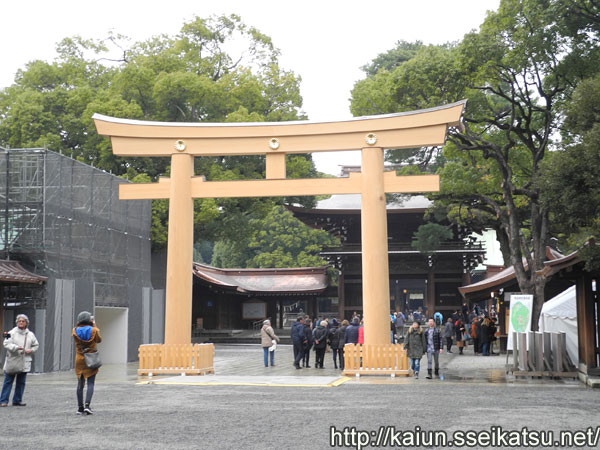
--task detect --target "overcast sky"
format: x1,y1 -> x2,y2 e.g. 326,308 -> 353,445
2,0 -> 500,174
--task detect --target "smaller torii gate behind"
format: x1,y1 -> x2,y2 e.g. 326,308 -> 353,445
94,101 -> 465,374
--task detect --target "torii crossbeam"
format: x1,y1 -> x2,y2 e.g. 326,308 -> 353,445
94,101 -> 465,346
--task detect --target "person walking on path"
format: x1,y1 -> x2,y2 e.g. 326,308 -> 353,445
73,311 -> 102,415
260,320 -> 280,367
424,319 -> 443,379
404,321 -> 425,379
442,318 -> 454,353
291,316 -> 306,369
1,314 -> 39,407
313,320 -> 328,369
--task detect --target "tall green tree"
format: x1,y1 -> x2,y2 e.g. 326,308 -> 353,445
0,15 -> 322,255
211,205 -> 337,268
351,0 -> 600,327
360,40 -> 425,78
539,73 -> 600,267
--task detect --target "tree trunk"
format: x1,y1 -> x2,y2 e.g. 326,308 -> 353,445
531,276 -> 546,332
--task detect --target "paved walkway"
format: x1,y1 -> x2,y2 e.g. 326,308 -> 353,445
145,343 -> 580,387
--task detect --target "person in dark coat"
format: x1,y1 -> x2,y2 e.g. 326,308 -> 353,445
480,317 -> 491,356
302,319 -> 313,367
455,319 -> 466,355
328,319 -> 340,368
332,320 -> 348,370
313,321 -> 329,369
290,316 -> 306,369
344,317 -> 360,344
404,321 -> 425,378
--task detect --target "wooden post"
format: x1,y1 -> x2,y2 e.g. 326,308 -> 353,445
164,153 -> 194,344
360,147 -> 390,345
278,298 -> 283,329
576,274 -> 597,371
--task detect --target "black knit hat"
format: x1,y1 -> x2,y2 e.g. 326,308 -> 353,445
77,311 -> 92,325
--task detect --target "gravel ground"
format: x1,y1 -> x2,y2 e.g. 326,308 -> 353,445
0,344 -> 597,450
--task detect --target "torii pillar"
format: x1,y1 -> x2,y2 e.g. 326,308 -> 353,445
93,101 -> 465,347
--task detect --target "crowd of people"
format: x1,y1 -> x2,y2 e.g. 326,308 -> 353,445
396,304 -> 499,354
290,315 -> 359,370
269,303 -> 499,374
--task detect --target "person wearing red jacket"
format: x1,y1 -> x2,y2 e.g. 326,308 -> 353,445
358,320 -> 364,344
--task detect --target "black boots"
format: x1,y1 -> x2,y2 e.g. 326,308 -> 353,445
425,368 -> 440,379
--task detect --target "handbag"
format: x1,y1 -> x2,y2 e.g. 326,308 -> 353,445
4,333 -> 27,374
269,340 -> 277,352
78,341 -> 102,369
83,349 -> 102,369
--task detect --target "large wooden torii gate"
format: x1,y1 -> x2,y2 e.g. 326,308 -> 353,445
93,101 -> 465,349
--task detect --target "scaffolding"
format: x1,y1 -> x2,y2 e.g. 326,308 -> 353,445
0,148 -> 45,254
0,147 -> 161,372
0,147 -> 152,307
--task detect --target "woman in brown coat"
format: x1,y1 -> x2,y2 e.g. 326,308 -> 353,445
73,311 -> 102,415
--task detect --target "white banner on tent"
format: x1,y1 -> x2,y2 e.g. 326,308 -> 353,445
506,294 -> 533,351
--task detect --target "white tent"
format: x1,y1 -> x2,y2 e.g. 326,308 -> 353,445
538,285 -> 578,365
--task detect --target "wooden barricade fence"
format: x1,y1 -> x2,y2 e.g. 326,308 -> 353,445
138,343 -> 215,376
509,331 -> 577,378
342,343 -> 410,376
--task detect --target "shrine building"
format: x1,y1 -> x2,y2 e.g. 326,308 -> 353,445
290,191 -> 486,321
